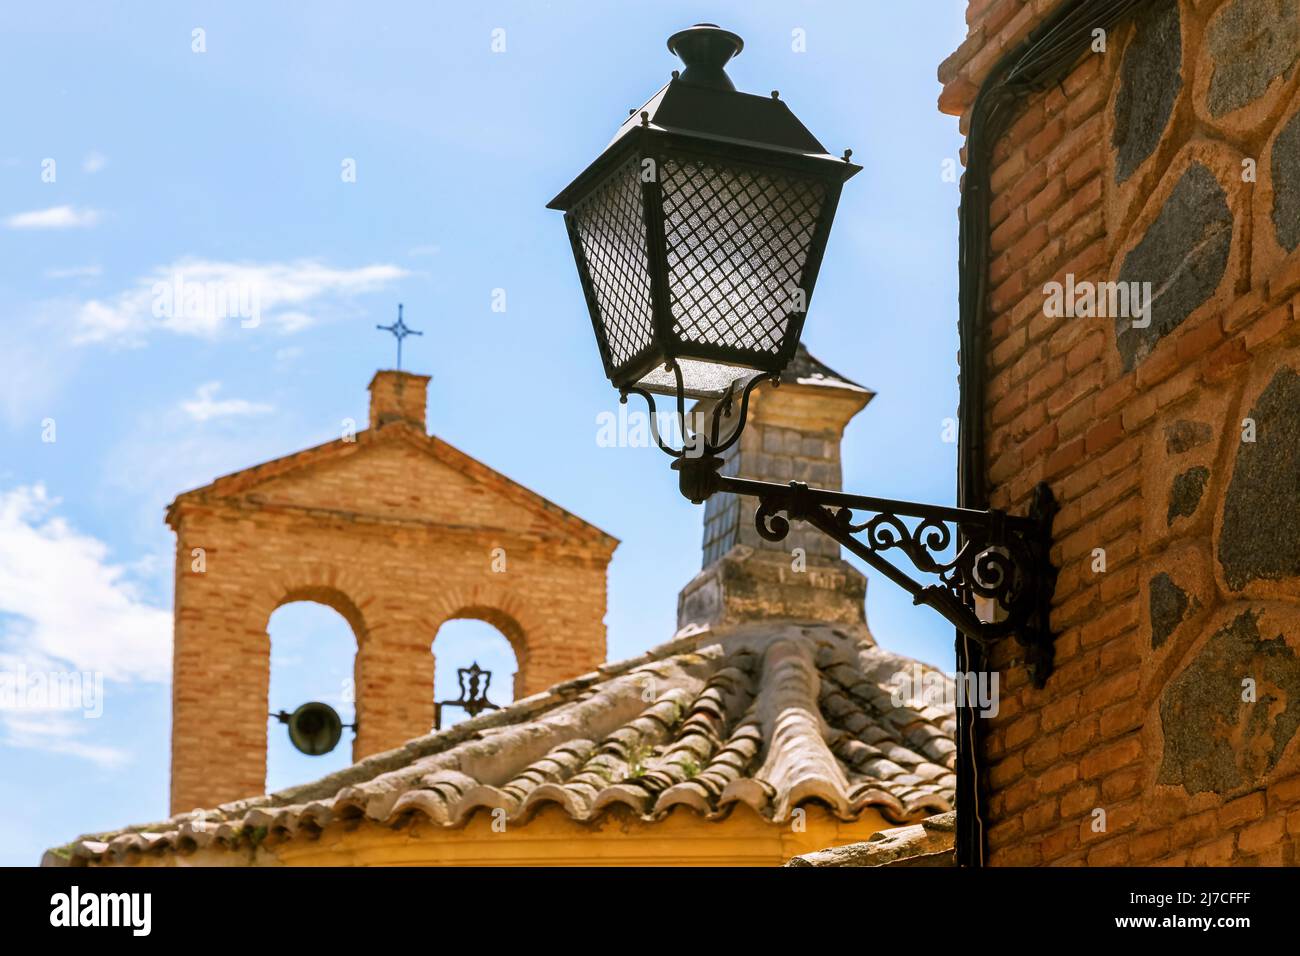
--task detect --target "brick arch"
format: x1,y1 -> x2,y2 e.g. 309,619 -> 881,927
264,583 -> 373,765
432,604 -> 529,700
251,564 -> 379,641
426,582 -> 548,693
427,582 -> 537,633
270,584 -> 371,645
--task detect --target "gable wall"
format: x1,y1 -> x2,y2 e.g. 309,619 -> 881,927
235,439 -> 559,534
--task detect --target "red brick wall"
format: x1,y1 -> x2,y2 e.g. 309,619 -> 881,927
943,0 -> 1300,865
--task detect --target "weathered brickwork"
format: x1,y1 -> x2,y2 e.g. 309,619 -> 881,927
700,353 -> 871,567
679,350 -> 875,634
943,0 -> 1300,865
168,370 -> 617,814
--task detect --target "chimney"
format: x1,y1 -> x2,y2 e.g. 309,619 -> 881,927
677,345 -> 875,634
368,370 -> 430,432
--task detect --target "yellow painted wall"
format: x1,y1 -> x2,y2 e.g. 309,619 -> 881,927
101,804 -> 892,867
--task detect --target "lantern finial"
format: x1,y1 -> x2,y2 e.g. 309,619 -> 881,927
666,24 -> 743,91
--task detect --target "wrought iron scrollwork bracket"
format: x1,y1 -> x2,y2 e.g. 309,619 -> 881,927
621,369 -> 1060,687
678,458 -> 1059,687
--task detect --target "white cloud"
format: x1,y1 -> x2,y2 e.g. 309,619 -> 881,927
0,711 -> 128,769
73,257 -> 408,344
81,151 -> 108,174
4,205 -> 101,230
273,311 -> 315,333
75,299 -> 139,343
0,484 -> 170,683
180,381 -> 273,422
43,264 -> 102,280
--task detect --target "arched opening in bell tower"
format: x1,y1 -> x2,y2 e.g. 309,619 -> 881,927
265,597 -> 361,790
431,613 -> 522,729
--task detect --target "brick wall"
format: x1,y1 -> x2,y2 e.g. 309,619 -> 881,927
678,365 -> 876,634
168,373 -> 616,814
943,0 -> 1300,865
700,383 -> 862,567
368,369 -> 429,429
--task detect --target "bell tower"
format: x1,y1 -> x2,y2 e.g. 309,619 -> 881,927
167,369 -> 617,813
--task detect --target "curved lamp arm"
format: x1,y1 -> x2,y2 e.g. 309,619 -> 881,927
618,365 -> 779,460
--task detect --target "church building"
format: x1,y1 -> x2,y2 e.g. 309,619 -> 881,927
47,349 -> 958,866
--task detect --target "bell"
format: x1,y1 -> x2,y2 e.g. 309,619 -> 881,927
277,701 -> 344,756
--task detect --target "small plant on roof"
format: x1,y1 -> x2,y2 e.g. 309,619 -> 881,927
625,741 -> 654,779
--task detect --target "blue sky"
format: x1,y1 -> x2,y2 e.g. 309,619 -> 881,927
0,1 -> 967,864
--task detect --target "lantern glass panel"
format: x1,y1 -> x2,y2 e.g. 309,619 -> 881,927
633,356 -> 760,399
568,157 -> 657,374
660,154 -> 828,360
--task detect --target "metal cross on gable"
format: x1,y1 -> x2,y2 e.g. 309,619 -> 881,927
376,303 -> 422,370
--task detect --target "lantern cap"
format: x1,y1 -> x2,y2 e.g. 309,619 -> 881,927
666,23 -> 743,90
547,25 -> 860,211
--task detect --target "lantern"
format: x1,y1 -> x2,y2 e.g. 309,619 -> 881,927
549,23 -> 860,402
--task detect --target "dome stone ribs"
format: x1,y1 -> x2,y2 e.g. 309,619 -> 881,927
471,739 -> 596,820
397,739 -> 599,827
296,799 -> 335,836
390,769 -> 480,826
103,831 -> 168,865
752,637 -> 856,822
658,703 -> 765,817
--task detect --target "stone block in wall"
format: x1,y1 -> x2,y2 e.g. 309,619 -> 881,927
1111,0 -> 1186,183
1251,84 -> 1300,289
1140,371 -> 1243,550
1215,345 -> 1300,598
1109,139 -> 1251,372
1191,0 -> 1300,138
1137,542 -> 1215,701
1151,602 -> 1300,798
1105,0 -> 1193,239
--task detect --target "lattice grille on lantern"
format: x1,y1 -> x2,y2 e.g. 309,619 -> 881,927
570,158 -> 657,370
660,156 -> 827,359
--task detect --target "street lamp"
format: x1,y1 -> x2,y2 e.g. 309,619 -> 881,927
548,23 -> 858,405
550,24 -> 1059,685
